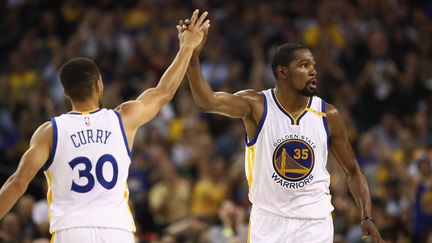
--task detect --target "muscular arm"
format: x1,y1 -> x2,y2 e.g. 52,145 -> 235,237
115,45 -> 195,130
187,56 -> 253,119
327,104 -> 371,219
187,56 -> 266,140
327,104 -> 383,242
0,122 -> 52,219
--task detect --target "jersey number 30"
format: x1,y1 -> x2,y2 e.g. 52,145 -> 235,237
69,154 -> 118,193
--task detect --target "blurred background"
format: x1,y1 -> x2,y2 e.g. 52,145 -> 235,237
0,0 -> 432,242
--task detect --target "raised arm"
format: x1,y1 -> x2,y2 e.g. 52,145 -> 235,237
186,28 -> 256,119
327,104 -> 384,243
0,122 -> 52,219
115,10 -> 210,133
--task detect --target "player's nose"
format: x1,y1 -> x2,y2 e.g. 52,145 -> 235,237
309,67 -> 317,77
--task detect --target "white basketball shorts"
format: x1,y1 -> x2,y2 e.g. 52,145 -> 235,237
51,227 -> 135,243
248,206 -> 333,243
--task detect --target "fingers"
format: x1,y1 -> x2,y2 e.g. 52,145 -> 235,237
176,25 -> 183,34
189,9 -> 199,28
361,227 -> 369,242
199,19 -> 210,31
203,27 -> 209,38
177,20 -> 187,32
179,9 -> 209,35
364,228 -> 383,243
195,11 -> 208,27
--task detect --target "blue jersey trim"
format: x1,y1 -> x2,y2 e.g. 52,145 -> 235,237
43,118 -> 58,170
114,111 -> 132,159
321,99 -> 330,146
271,89 -> 294,124
245,93 -> 267,146
271,89 -> 312,125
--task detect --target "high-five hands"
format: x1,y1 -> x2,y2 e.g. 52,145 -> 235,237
176,10 -> 210,50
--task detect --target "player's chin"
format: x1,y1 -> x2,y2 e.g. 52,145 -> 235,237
300,87 -> 317,96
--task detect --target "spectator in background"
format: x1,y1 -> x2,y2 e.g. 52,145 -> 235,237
148,161 -> 191,230
356,30 -> 399,128
0,212 -> 22,243
207,200 -> 248,243
16,195 -> 37,240
191,157 -> 229,220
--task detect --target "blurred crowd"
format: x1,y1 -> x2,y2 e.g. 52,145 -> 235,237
0,0 -> 432,242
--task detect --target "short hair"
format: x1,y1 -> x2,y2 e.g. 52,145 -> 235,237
271,43 -> 308,78
59,57 -> 101,101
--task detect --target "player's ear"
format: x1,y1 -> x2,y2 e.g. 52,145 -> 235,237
277,65 -> 288,79
95,79 -> 104,94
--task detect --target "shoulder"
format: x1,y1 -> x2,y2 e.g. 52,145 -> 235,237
325,103 -> 345,136
36,121 -> 53,136
325,103 -> 339,118
234,89 -> 266,122
30,121 -> 53,147
114,100 -> 140,118
234,89 -> 265,103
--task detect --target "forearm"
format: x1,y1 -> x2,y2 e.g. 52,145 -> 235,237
138,45 -> 194,101
187,56 -> 215,110
346,170 -> 372,219
0,174 -> 28,219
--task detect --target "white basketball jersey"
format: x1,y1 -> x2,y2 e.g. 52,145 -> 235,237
43,108 -> 136,233
245,89 -> 334,219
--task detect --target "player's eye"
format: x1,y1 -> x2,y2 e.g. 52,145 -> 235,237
300,63 -> 308,68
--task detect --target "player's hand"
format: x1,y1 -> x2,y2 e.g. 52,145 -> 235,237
177,11 -> 210,56
176,10 -> 210,49
361,219 -> 385,243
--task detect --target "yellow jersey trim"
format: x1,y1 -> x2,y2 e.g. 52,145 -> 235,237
44,169 -> 54,233
68,108 -> 102,115
125,183 -> 137,232
305,107 -> 326,117
247,217 -> 251,243
247,146 -> 256,189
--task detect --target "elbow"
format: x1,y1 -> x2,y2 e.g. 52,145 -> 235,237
191,94 -> 216,113
194,100 -> 213,113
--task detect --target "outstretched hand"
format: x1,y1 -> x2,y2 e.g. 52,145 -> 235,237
361,219 -> 386,243
176,10 -> 210,50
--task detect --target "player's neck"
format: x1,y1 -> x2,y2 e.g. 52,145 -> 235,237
275,86 -> 309,114
70,99 -> 100,113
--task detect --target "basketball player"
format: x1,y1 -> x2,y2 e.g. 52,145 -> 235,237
0,10 -> 210,243
181,26 -> 385,242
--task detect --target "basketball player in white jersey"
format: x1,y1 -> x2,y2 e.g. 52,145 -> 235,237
181,25 -> 385,242
0,10 -> 210,243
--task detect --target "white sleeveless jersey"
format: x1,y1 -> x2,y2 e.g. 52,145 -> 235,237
245,89 -> 334,219
43,108 -> 136,233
